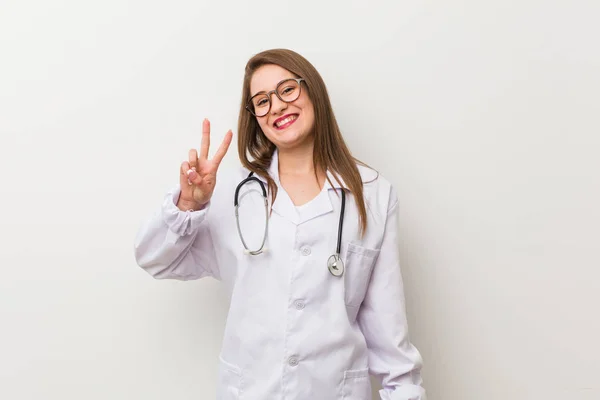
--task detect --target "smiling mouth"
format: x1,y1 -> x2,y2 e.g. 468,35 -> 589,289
274,114 -> 298,130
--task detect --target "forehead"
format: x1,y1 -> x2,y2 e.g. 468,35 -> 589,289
250,64 -> 296,94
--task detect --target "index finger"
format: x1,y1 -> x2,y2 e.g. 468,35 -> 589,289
199,118 -> 210,161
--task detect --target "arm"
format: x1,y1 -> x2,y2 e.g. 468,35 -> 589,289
134,118 -> 232,281
133,185 -> 219,281
357,189 -> 426,400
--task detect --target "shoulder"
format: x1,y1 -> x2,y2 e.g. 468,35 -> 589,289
357,163 -> 397,214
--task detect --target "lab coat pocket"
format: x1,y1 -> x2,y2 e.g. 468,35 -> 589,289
216,356 -> 243,400
343,243 -> 380,309
341,368 -> 372,400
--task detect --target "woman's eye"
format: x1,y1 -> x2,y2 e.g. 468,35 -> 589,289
256,98 -> 268,107
281,87 -> 295,95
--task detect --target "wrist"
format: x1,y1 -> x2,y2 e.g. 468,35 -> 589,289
176,197 -> 206,212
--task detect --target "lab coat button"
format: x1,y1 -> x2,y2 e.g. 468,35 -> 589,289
300,246 -> 311,256
294,300 -> 305,310
288,356 -> 299,366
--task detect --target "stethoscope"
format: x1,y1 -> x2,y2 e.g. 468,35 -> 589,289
234,172 -> 346,277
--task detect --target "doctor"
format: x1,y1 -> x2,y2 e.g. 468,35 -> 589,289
134,48 -> 425,400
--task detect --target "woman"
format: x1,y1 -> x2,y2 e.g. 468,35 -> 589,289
134,49 -> 425,400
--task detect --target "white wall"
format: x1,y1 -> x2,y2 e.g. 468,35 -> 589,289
1,1 -> 598,399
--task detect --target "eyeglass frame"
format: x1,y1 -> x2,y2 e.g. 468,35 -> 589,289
245,78 -> 306,117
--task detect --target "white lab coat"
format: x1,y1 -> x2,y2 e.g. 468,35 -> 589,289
134,150 -> 426,400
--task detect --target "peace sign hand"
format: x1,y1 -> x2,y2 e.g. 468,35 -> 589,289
177,119 -> 233,211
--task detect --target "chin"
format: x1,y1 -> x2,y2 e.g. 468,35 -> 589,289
267,124 -> 305,144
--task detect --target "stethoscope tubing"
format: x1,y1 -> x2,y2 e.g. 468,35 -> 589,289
234,171 -> 346,276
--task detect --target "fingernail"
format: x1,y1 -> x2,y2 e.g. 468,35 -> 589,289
187,169 -> 197,179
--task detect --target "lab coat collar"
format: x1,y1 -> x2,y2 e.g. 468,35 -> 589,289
248,150 -> 378,226
324,164 -> 379,189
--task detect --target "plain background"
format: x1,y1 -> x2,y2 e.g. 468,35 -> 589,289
1,1 -> 598,399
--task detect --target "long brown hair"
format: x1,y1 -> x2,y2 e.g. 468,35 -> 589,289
237,49 -> 368,235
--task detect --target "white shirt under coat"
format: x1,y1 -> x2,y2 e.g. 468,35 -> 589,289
134,150 -> 426,400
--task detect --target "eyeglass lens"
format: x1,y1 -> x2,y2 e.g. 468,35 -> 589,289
249,79 -> 301,117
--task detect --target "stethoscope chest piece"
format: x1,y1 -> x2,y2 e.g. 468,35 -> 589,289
327,254 -> 344,277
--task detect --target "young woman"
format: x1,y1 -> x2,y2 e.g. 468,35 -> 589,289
134,49 -> 425,400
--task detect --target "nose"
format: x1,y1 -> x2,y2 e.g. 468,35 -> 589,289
269,93 -> 288,115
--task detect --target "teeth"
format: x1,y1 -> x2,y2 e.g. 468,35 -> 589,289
276,115 -> 297,128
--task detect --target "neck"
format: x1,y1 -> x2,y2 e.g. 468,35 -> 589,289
277,140 -> 317,176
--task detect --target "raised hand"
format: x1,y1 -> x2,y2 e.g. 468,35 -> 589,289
177,118 -> 233,211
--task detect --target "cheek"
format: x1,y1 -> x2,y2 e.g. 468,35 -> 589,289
299,98 -> 314,120
301,104 -> 315,126
257,118 -> 270,132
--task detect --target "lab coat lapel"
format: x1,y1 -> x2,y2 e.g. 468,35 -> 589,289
254,152 -> 374,226
261,151 -> 334,226
295,186 -> 334,225
271,190 -> 300,225
270,151 -> 339,225
275,167 -> 339,226
293,170 -> 346,225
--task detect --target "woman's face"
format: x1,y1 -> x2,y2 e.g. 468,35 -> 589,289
249,64 -> 315,150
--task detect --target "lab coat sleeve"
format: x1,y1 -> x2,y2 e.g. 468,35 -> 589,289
133,185 -> 219,280
357,190 -> 426,400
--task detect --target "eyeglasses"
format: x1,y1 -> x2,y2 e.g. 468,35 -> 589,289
246,78 -> 305,117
